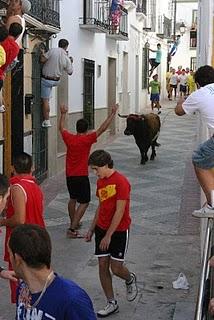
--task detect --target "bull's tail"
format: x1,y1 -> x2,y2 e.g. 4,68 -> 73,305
152,130 -> 160,143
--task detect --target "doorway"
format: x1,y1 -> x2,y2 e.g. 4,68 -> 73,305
108,57 -> 116,134
83,59 -> 95,129
32,44 -> 48,183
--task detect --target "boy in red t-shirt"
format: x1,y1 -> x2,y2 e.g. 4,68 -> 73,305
0,152 -> 45,303
0,22 -> 23,112
86,150 -> 138,318
59,104 -> 118,238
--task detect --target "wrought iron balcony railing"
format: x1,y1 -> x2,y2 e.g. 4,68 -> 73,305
29,0 -> 60,28
80,0 -> 128,40
136,0 -> 146,15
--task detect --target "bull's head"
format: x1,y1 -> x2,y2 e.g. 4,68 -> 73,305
118,113 -> 145,136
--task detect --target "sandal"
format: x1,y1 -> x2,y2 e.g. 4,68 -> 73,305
67,228 -> 84,239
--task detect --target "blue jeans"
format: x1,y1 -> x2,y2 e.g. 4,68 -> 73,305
192,136 -> 214,169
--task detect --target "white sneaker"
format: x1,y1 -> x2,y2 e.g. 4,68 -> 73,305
126,272 -> 138,302
42,120 -> 52,128
0,105 -> 5,113
172,273 -> 189,290
192,204 -> 214,218
97,301 -> 119,318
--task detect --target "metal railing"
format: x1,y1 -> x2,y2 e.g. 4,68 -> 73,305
29,0 -> 60,27
81,0 -> 128,37
194,218 -> 214,319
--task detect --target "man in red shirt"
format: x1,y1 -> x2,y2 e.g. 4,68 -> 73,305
59,104 -> 118,238
0,152 -> 45,303
0,22 -> 22,112
86,150 -> 138,318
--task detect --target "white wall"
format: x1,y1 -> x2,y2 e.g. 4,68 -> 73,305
197,0 -> 213,66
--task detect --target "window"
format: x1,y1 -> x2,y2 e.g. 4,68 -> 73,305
190,30 -> 197,48
190,57 -> 196,71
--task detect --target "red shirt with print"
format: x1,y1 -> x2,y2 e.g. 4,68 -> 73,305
61,130 -> 97,176
0,36 -> 20,79
4,175 -> 45,262
96,171 -> 131,231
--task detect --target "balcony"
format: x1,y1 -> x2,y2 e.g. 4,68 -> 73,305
190,29 -> 197,49
156,15 -> 172,39
29,0 -> 60,28
0,0 -> 8,10
136,0 -> 146,15
80,0 -> 128,40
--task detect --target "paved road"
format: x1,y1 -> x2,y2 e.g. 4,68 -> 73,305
0,101 -> 201,319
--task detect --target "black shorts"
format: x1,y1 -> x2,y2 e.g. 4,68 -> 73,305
95,226 -> 129,261
66,176 -> 91,203
0,80 -> 3,91
170,84 -> 177,89
180,84 -> 187,93
149,58 -> 160,68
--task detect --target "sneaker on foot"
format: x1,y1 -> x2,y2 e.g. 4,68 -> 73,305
97,301 -> 119,318
126,272 -> 138,302
192,204 -> 214,218
42,120 -> 52,128
0,105 -> 5,113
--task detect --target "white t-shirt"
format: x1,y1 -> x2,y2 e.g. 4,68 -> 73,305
183,83 -> 214,130
42,47 -> 73,78
179,74 -> 187,86
170,74 -> 178,85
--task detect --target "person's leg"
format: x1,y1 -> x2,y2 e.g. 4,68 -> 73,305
68,198 -> 76,227
42,98 -> 50,120
110,259 -> 132,282
99,256 -> 114,300
71,202 -> 89,230
194,166 -> 214,205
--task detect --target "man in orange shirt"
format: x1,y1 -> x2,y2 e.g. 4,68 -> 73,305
59,104 -> 118,238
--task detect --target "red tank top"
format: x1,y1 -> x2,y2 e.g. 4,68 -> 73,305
4,175 -> 45,262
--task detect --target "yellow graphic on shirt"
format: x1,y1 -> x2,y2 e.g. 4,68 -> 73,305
98,184 -> 116,202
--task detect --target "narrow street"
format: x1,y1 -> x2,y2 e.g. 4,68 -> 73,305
0,100 -> 201,319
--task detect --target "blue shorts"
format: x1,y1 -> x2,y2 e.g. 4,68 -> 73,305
41,77 -> 60,99
192,136 -> 214,169
150,93 -> 160,102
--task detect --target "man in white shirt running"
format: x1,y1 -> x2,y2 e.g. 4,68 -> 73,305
178,69 -> 188,98
175,65 -> 214,218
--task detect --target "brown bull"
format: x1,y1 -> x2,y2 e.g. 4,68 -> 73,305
118,113 -> 161,164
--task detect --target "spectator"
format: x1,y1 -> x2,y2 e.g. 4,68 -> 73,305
175,65 -> 214,218
8,224 -> 96,319
5,0 -> 31,47
0,152 -> 45,303
0,22 -> 23,113
187,69 -> 196,95
59,104 -> 118,238
149,74 -> 161,114
0,174 -> 17,282
178,69 -> 188,98
169,68 -> 179,100
149,43 -> 162,77
176,65 -> 182,75
40,39 -> 73,128
86,150 -> 138,318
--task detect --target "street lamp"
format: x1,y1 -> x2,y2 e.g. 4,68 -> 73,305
179,22 -> 186,36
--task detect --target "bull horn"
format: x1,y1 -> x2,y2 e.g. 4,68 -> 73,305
118,113 -> 128,118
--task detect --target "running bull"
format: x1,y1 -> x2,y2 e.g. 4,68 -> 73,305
118,113 -> 161,164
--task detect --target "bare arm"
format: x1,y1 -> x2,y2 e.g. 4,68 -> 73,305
99,200 -> 127,251
175,98 -> 186,116
0,186 -> 26,228
59,105 -> 68,132
85,204 -> 100,241
96,104 -> 119,137
6,15 -> 21,29
149,49 -> 156,53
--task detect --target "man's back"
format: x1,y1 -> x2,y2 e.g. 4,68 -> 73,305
61,130 -> 97,176
42,47 -> 72,78
182,83 -> 214,131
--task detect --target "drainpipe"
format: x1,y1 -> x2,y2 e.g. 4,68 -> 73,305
173,0 -> 177,41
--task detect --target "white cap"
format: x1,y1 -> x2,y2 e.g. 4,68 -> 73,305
21,0 -> 31,14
